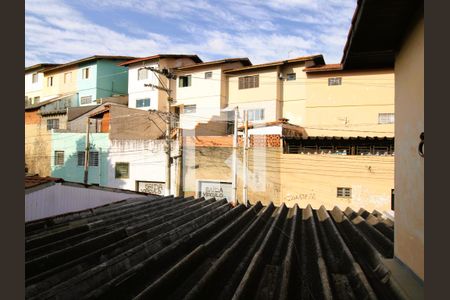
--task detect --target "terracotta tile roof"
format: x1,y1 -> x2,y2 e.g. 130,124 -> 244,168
118,54 -> 203,66
24,196 -> 412,299
175,57 -> 252,70
304,63 -> 343,73
25,63 -> 61,73
25,175 -> 63,189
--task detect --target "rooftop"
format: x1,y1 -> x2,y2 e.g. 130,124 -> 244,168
224,54 -> 325,74
25,63 -> 61,73
25,175 -> 62,189
118,54 -> 203,66
304,63 -> 343,73
25,195 -> 411,299
175,57 -> 252,70
43,55 -> 137,73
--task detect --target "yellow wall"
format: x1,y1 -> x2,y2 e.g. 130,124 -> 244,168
305,69 -> 395,137
183,144 -> 393,212
281,63 -> 308,125
394,16 -> 424,279
227,68 -> 280,122
42,66 -> 78,98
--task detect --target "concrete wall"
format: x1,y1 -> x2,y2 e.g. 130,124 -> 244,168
394,16 -> 424,279
51,132 -> 110,185
107,139 -> 177,192
96,60 -> 129,98
78,62 -> 98,105
305,69 -> 395,137
25,72 -> 45,102
25,183 -> 146,221
182,137 -> 393,211
25,110 -> 52,176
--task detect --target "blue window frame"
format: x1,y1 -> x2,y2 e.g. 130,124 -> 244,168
136,98 -> 151,108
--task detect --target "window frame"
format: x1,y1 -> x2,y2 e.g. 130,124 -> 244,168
32,73 -> 39,84
64,72 -> 72,83
77,151 -> 99,166
115,162 -> 130,179
247,108 -> 265,122
46,118 -> 59,131
47,76 -> 54,87
179,75 -> 192,88
80,95 -> 93,105
204,71 -> 213,79
328,77 -> 342,86
184,104 -> 196,114
337,187 -> 352,198
138,68 -> 148,81
238,75 -> 259,89
378,113 -> 395,124
136,98 -> 151,108
54,151 -> 64,166
286,73 -> 296,81
82,67 -> 90,79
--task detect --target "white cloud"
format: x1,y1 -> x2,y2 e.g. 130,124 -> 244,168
25,0 -> 356,66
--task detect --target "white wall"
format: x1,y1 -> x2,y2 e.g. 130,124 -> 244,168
107,139 -> 177,192
127,62 -> 160,110
25,183 -> 146,221
25,72 -> 45,98
176,68 -> 223,129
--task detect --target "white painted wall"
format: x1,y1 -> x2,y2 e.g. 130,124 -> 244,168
25,183 -> 146,221
107,139 -> 178,192
247,125 -> 282,135
25,72 -> 44,94
176,67 -> 223,130
127,62 -> 159,110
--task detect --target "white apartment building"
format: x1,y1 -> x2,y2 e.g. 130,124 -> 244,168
25,63 -> 60,105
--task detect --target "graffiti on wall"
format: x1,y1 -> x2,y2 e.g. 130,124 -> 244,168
284,192 -> 316,204
137,181 -> 165,195
198,181 -> 232,201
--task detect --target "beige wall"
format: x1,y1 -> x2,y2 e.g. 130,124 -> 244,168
228,68 -> 280,123
25,113 -> 52,176
394,16 -> 424,279
183,140 -> 393,212
281,62 -> 308,125
305,69 -> 395,137
42,66 -> 79,99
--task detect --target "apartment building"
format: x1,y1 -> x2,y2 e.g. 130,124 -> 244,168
119,54 -> 202,111
25,63 -> 60,106
41,55 -> 133,106
173,58 -> 251,132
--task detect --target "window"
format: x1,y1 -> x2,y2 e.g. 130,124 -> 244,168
115,162 -> 129,179
184,104 -> 196,114
378,113 -> 395,124
47,76 -> 54,87
77,151 -> 85,166
77,151 -> 99,166
286,73 -> 296,81
80,96 -> 93,105
328,77 -> 342,86
33,96 -> 40,104
205,71 -> 212,79
138,68 -> 148,80
179,75 -> 192,87
239,75 -> 259,89
247,108 -> 264,121
54,151 -> 64,166
47,119 -> 59,130
64,72 -> 72,83
337,187 -> 352,198
32,73 -> 38,83
82,68 -> 90,79
136,98 -> 151,108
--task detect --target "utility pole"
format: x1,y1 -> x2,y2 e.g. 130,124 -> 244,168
83,118 -> 91,185
231,106 -> 239,204
144,66 -> 177,196
243,110 -> 249,206
175,127 -> 183,197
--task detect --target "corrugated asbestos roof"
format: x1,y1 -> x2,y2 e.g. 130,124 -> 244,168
25,196 -> 407,299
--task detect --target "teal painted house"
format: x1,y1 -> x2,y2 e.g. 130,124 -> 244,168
51,132 -> 110,185
78,57 -> 131,106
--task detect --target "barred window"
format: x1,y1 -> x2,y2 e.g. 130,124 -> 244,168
77,151 -> 99,166
238,75 -> 259,89
337,187 -> 352,198
115,162 -> 129,179
54,151 -> 64,166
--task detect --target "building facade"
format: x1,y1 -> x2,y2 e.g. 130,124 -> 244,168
25,63 -> 60,106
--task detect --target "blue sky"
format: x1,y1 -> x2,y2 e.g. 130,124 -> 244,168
25,0 -> 356,67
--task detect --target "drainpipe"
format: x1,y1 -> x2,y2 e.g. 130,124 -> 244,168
231,106 -> 239,204
83,118 -> 91,185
